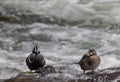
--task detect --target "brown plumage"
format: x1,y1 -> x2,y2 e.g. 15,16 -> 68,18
78,49 -> 100,73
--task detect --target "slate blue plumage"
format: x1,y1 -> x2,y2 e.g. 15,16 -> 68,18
26,45 -> 46,71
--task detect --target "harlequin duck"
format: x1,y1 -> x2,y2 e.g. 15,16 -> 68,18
77,49 -> 100,73
26,45 -> 45,71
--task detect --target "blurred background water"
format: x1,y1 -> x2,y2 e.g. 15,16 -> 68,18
0,0 -> 120,80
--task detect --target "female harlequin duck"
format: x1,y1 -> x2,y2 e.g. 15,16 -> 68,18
78,49 -> 100,73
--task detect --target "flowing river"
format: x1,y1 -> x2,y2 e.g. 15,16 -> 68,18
0,0 -> 120,81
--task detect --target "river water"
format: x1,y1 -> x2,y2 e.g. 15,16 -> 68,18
0,0 -> 120,81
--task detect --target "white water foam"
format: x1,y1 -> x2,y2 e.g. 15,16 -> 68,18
1,0 -> 120,23
0,0 -> 120,80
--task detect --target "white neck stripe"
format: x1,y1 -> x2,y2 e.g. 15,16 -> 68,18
28,56 -> 32,64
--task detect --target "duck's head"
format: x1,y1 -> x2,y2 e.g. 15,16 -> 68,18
88,49 -> 96,56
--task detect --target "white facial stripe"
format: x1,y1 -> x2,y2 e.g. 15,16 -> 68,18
28,56 -> 32,64
89,52 -> 93,55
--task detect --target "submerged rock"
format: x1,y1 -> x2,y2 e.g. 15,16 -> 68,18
3,67 -> 120,82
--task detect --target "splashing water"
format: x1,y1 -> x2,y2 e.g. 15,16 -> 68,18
0,0 -> 120,80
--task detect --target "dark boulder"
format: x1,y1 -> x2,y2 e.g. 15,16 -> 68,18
3,67 -> 120,82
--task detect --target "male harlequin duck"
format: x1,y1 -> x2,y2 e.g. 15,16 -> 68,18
78,49 -> 100,73
26,45 -> 46,71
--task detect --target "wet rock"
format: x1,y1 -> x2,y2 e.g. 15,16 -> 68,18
35,65 -> 56,76
3,67 -> 120,82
